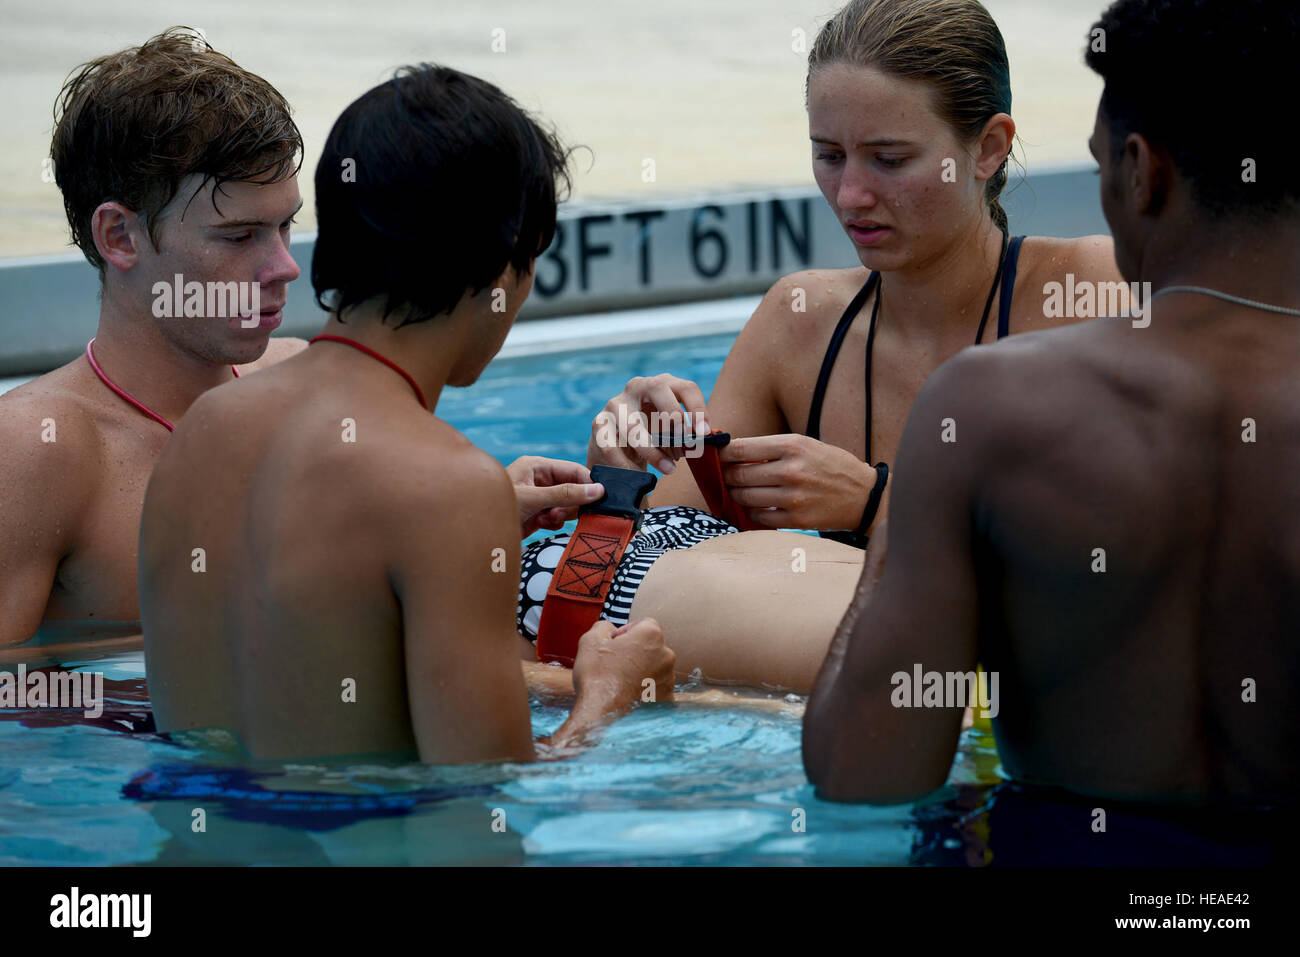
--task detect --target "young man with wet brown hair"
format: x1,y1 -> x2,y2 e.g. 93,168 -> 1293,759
0,28 -> 307,648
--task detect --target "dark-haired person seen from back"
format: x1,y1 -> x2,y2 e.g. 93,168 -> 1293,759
0,29 -> 306,650
805,0 -> 1300,864
138,66 -> 675,764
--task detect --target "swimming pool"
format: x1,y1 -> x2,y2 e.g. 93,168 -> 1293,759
0,328 -> 1005,866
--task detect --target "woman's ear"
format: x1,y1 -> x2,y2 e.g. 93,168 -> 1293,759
973,112 -> 1016,183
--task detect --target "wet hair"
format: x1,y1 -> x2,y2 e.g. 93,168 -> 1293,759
807,0 -> 1014,231
1085,0 -> 1300,220
51,27 -> 303,272
312,64 -> 571,326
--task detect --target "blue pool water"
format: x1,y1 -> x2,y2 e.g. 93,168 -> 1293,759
0,331 -> 1005,866
0,649 -> 1002,865
440,332 -> 740,471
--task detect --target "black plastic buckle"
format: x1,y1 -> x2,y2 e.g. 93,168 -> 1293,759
582,465 -> 659,530
660,429 -> 731,449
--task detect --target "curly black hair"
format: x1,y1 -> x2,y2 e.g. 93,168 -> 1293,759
1085,0 -> 1300,219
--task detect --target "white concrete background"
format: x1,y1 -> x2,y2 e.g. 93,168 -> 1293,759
0,0 -> 1107,258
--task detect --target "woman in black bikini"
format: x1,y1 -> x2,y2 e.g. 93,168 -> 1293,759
521,0 -> 1123,689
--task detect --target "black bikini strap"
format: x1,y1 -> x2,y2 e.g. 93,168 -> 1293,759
972,229 -> 1011,346
806,271 -> 879,440
996,235 -> 1025,340
811,231 -> 1012,550
863,282 -> 883,463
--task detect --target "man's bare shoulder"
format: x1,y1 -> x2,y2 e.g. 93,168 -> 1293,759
354,421 -> 518,571
0,365 -> 103,513
176,338 -> 308,427
942,319 -> 1107,388
0,364 -> 104,459
236,336 -> 308,374
351,417 -> 513,519
921,325 -> 1099,435
924,319 -> 1166,463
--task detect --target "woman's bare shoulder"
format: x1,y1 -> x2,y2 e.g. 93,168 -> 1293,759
1011,235 -> 1122,329
750,266 -> 872,340
1019,234 -> 1120,285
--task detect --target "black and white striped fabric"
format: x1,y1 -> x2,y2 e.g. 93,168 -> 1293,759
517,506 -> 740,641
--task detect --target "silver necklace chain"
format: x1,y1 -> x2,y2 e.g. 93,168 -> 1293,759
1153,285 -> 1300,318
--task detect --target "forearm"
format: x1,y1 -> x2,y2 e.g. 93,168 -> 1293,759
521,658 -> 576,697
805,577 -> 869,750
0,633 -> 142,666
808,526 -> 887,704
523,619 -> 673,755
524,660 -> 803,715
540,684 -> 628,751
804,528 -> 891,792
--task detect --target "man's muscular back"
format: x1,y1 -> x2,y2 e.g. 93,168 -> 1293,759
964,302 -> 1300,803
140,347 -> 536,762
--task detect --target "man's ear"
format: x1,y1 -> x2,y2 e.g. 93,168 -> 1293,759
1125,132 -> 1173,217
90,201 -> 145,272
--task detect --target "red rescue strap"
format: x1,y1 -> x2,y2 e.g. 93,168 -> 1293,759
685,430 -> 765,531
535,465 -> 657,667
535,513 -> 638,667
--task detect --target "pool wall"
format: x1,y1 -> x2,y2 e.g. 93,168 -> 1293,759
0,168 -> 1106,376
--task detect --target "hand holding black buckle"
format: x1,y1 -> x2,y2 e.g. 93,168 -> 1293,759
582,465 -> 659,531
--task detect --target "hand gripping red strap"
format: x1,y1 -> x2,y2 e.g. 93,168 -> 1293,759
535,466 -> 658,667
685,430 -> 765,532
